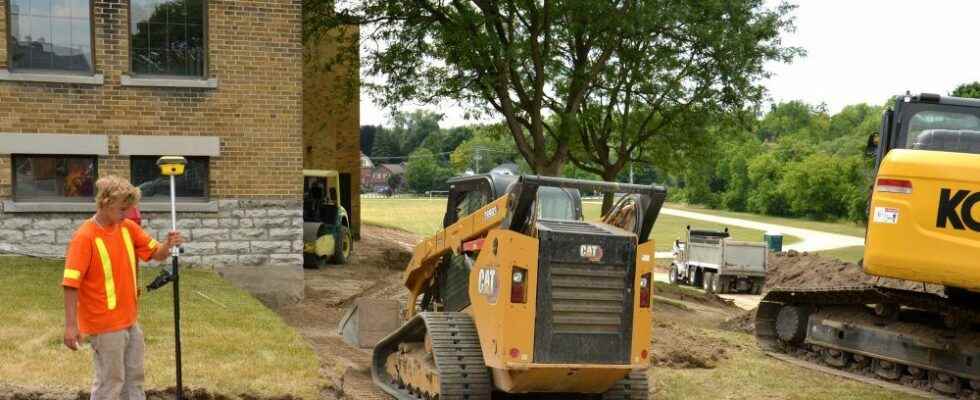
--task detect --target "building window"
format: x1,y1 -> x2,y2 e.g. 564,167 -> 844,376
130,0 -> 206,77
12,155 -> 97,201
7,0 -> 93,72
130,156 -> 208,201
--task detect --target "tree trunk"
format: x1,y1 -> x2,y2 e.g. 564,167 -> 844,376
600,171 -> 618,216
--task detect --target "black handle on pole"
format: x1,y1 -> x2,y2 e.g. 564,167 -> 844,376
172,254 -> 182,400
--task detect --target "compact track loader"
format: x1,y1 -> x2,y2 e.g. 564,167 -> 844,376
372,174 -> 666,399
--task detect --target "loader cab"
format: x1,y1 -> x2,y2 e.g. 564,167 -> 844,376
443,173 -> 583,227
438,173 -> 586,312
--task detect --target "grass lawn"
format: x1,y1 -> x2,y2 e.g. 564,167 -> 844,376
0,256 -> 321,399
363,198 -> 799,251
651,328 -> 905,400
665,202 -> 868,238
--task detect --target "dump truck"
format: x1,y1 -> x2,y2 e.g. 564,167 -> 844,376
370,173 -> 666,399
669,227 -> 767,294
756,93 -> 980,397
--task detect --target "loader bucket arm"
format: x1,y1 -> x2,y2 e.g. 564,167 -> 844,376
402,195 -> 511,317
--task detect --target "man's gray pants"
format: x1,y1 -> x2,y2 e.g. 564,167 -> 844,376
90,323 -> 145,400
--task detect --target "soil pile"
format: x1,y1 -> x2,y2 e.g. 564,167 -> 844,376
764,250 -> 872,290
720,309 -> 755,334
650,320 -> 734,369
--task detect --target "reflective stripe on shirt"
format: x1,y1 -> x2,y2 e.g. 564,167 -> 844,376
93,238 -> 117,310
64,269 -> 81,280
121,227 -> 137,295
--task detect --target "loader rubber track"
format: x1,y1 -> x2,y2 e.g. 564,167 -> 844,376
372,312 -> 492,400
756,284 -> 980,399
601,370 -> 649,400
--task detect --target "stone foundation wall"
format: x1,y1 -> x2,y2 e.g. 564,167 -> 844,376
0,199 -> 303,269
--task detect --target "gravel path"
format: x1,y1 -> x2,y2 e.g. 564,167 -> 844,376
652,207 -> 865,258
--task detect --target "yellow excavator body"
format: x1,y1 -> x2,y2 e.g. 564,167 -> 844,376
864,149 -> 980,290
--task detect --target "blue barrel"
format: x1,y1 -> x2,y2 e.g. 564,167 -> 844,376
764,231 -> 783,252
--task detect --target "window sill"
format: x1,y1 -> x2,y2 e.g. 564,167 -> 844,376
0,70 -> 104,85
121,75 -> 218,89
138,201 -> 219,213
2,201 -> 95,213
2,200 -> 218,213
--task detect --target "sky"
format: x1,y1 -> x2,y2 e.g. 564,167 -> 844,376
359,0 -> 980,128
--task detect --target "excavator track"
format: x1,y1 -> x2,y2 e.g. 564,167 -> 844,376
372,312 -> 492,400
756,285 -> 980,399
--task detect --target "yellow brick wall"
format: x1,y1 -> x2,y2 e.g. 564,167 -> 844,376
303,27 -> 361,234
0,0 -> 305,200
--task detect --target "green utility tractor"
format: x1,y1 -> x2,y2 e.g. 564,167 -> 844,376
302,170 -> 353,267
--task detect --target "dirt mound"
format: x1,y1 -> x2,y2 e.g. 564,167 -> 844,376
0,386 -> 298,400
721,309 -> 755,334
765,250 -> 872,290
654,282 -> 737,310
650,320 -> 733,369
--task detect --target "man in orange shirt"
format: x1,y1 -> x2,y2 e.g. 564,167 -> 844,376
62,176 -> 184,400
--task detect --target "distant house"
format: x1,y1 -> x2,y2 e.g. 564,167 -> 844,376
360,153 -> 375,189
361,152 -> 375,169
364,163 -> 407,190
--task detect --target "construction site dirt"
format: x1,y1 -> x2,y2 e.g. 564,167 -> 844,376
274,225 -> 746,400
722,250 -> 872,334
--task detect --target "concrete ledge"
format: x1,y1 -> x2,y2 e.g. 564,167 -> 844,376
2,200 -> 217,213
0,69 -> 104,85
2,201 -> 95,213
129,201 -> 219,213
119,135 -> 221,157
0,133 -> 109,155
215,264 -> 305,307
121,74 -> 218,89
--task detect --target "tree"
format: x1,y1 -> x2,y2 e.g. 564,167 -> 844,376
360,125 -> 380,156
389,110 -> 444,155
406,148 -> 454,193
450,124 -> 520,173
565,1 -> 801,213
952,82 -> 980,99
421,126 -> 474,157
308,1 -> 699,175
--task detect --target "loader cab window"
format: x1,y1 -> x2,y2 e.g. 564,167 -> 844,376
458,190 -> 489,217
906,111 -> 980,155
444,180 -> 492,226
536,187 -> 580,221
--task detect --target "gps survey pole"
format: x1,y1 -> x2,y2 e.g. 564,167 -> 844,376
157,156 -> 187,400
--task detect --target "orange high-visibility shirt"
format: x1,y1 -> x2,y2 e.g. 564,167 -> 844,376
62,219 -> 159,335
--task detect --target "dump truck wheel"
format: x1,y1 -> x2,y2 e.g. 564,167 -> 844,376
332,226 -> 353,264
668,264 -> 678,285
703,272 -> 715,294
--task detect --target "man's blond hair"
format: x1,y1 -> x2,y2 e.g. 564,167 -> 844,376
95,176 -> 141,210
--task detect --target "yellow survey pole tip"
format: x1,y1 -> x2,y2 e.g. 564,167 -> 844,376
157,156 -> 187,176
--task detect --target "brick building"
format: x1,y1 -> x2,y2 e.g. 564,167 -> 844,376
0,1 -> 358,304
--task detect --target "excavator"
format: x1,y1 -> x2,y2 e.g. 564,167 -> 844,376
371,173 -> 667,399
756,93 -> 980,397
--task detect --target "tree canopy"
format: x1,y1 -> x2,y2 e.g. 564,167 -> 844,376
308,1 -> 800,177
